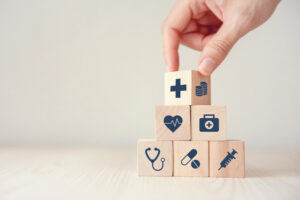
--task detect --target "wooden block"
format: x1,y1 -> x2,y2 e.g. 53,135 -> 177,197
173,141 -> 209,177
191,105 -> 226,140
138,139 -> 173,177
155,105 -> 190,141
209,140 -> 245,178
164,70 -> 211,105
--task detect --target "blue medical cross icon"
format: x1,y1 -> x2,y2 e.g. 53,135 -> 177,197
170,79 -> 187,98
206,121 -> 213,128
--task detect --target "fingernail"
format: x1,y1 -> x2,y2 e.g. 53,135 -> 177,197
169,66 -> 179,72
198,58 -> 217,75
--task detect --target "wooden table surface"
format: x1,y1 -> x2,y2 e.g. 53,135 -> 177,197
0,146 -> 299,200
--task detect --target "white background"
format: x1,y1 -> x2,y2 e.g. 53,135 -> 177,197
0,0 -> 299,149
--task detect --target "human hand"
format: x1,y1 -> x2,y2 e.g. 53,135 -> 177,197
162,0 -> 280,75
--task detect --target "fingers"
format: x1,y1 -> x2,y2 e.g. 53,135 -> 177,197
198,24 -> 240,76
196,11 -> 222,26
181,32 -> 214,51
163,29 -> 180,72
162,0 -> 192,71
183,20 -> 199,34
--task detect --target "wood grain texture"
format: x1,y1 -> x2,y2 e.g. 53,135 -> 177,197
138,139 -> 173,176
191,105 -> 227,140
174,141 -> 209,177
209,140 -> 245,178
164,70 -> 210,105
0,147 -> 300,200
155,105 -> 190,141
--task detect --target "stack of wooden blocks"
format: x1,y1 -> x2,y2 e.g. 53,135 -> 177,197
138,70 -> 245,178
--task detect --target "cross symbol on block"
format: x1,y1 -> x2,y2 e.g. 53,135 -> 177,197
206,122 -> 212,128
170,79 -> 186,98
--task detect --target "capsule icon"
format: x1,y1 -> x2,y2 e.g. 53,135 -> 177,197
181,149 -> 197,166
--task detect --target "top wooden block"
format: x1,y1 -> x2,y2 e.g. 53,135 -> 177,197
164,70 -> 211,105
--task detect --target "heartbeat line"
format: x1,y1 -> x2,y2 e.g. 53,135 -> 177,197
165,118 -> 182,126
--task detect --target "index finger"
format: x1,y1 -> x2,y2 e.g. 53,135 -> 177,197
162,0 -> 192,71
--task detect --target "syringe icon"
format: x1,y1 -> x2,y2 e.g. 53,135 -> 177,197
218,149 -> 238,170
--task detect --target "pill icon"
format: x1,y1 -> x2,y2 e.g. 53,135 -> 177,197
191,160 -> 200,169
181,149 -> 197,166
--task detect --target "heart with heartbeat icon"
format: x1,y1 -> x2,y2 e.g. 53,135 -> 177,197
163,115 -> 183,132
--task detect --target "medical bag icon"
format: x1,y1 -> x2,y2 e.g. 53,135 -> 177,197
199,114 -> 219,132
195,81 -> 207,96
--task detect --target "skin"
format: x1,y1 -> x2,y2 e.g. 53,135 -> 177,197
162,0 -> 281,76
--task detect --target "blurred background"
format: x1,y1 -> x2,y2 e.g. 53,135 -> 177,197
0,0 -> 299,149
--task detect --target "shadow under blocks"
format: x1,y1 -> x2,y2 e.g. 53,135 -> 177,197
137,70 -> 245,178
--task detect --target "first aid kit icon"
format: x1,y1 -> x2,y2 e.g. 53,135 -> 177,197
199,114 -> 219,132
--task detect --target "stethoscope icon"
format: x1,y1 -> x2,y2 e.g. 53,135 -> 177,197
145,147 -> 165,171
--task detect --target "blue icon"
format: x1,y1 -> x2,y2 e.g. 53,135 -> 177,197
164,115 -> 182,132
145,147 -> 165,171
170,79 -> 186,98
196,81 -> 208,96
191,160 -> 200,169
199,114 -> 219,132
181,149 -> 200,169
218,149 -> 238,170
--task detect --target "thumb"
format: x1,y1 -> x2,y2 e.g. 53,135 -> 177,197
198,25 -> 240,76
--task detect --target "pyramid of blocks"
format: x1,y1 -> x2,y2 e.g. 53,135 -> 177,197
138,70 -> 245,178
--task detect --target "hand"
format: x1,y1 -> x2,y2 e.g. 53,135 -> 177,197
162,0 -> 280,75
